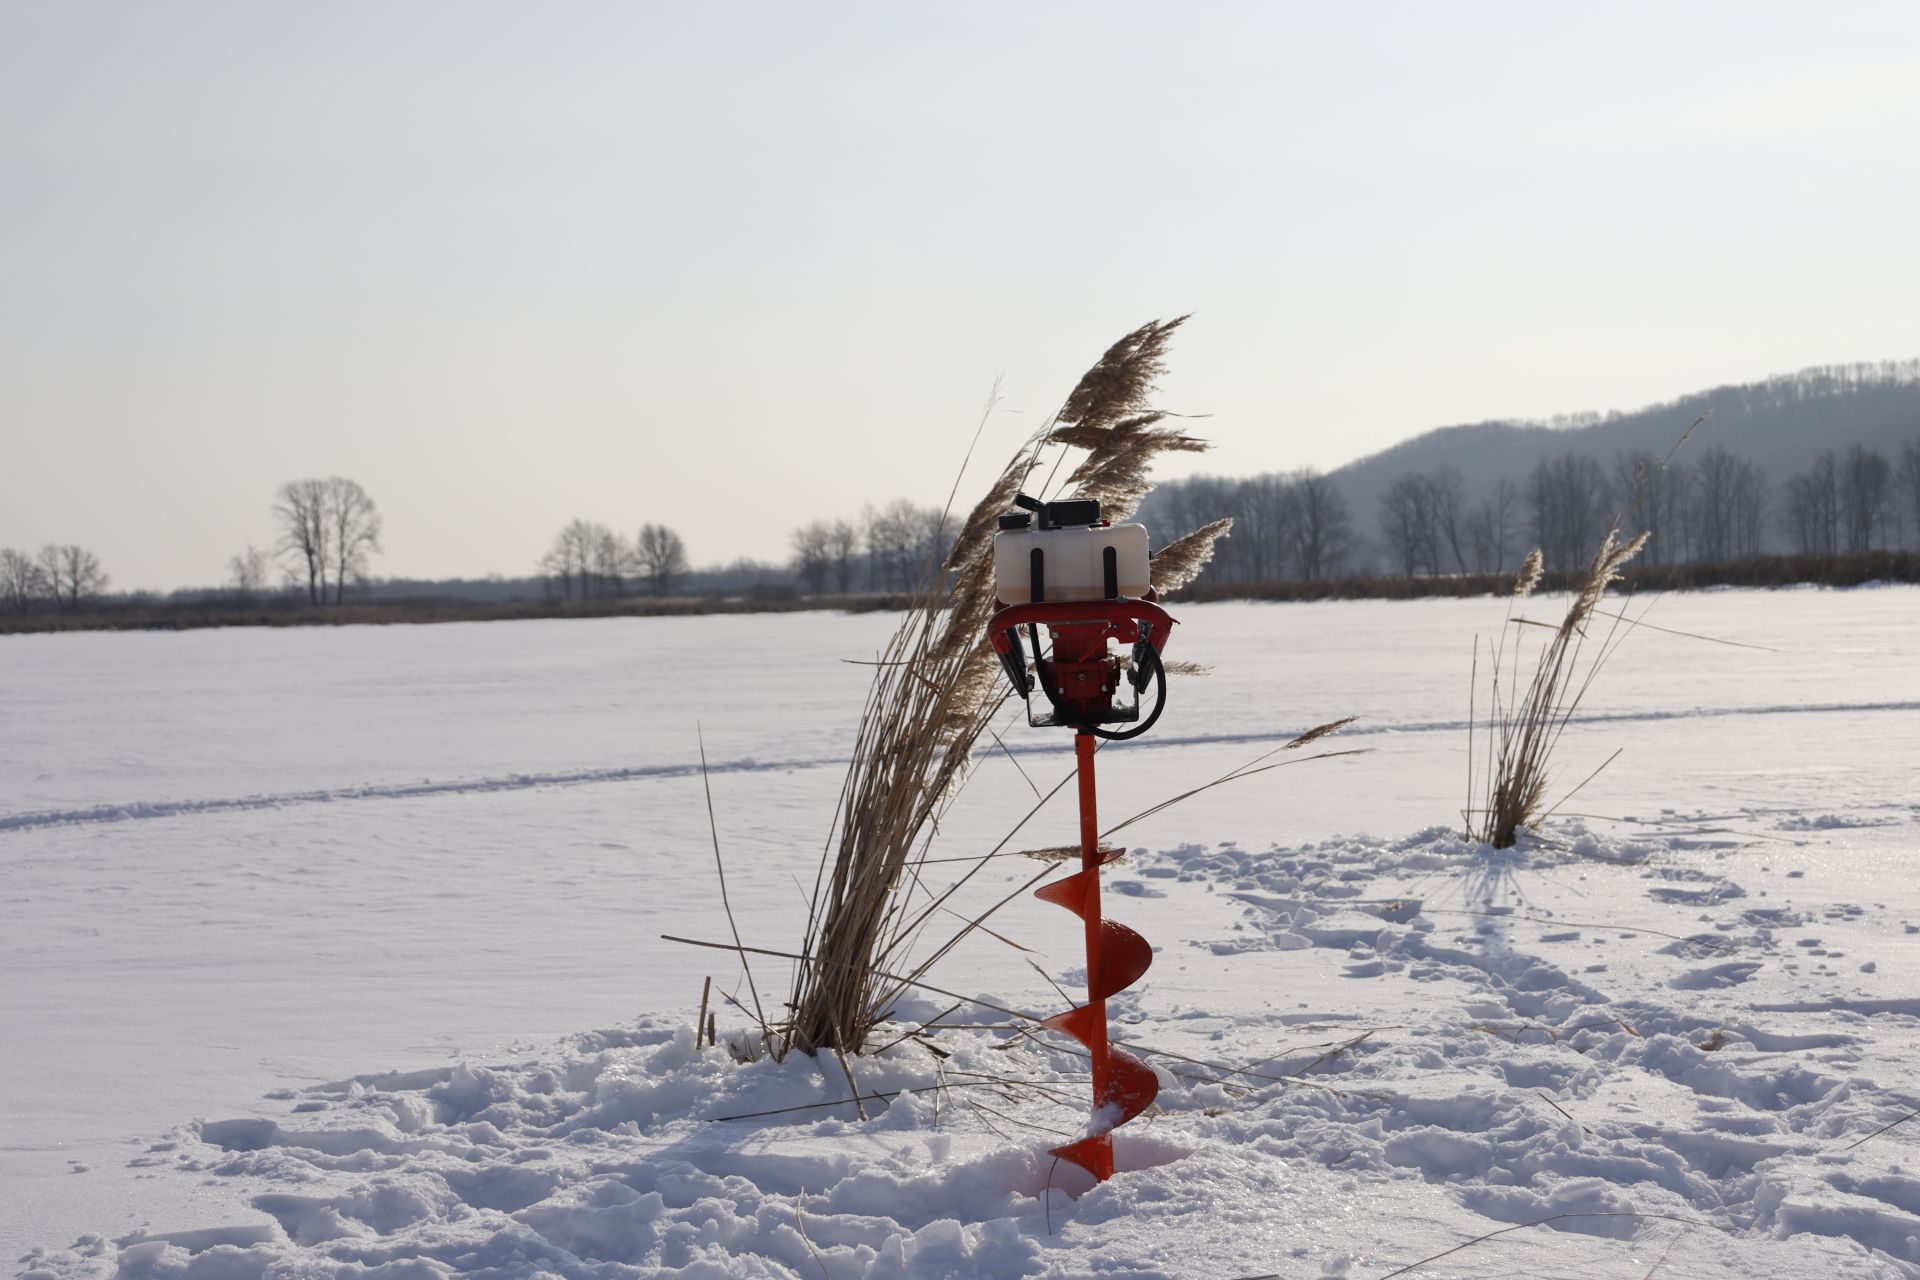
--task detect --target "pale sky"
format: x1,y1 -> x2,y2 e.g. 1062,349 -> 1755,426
4,2 -> 1918,592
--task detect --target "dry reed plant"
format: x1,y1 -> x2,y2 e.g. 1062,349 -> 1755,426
784,318 -> 1231,1056
1469,530 -> 1648,848
1465,412 -> 1721,850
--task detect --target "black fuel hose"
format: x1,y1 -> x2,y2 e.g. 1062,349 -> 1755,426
1089,639 -> 1166,741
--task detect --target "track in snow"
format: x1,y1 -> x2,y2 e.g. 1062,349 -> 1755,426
6,698 -> 1917,835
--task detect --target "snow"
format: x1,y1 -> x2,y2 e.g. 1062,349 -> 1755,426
6,588 -> 1920,1276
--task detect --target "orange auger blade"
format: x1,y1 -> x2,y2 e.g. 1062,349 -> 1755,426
1031,733 -> 1158,1183
1034,868 -> 1094,914
1091,919 -> 1151,1003
1040,1004 -> 1096,1044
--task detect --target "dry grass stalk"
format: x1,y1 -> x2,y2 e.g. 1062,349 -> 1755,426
700,729 -> 770,1052
1099,717 -> 1363,842
1470,529 -> 1648,849
1376,1211 -> 1715,1280
785,318 -> 1222,1056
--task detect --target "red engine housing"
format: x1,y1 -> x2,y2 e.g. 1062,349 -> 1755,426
986,596 -> 1175,728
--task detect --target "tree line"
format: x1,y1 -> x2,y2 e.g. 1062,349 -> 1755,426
16,434 -> 1920,619
786,500 -> 957,594
539,520 -> 690,598
0,545 -> 109,612
535,496 -> 959,604
4,475 -> 383,615
1387,442 -> 1919,578
1144,469 -> 1354,582
1146,437 -> 1920,588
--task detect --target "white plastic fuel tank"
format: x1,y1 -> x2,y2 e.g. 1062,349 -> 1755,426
993,523 -> 1151,604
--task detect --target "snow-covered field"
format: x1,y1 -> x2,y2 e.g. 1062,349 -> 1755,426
6,589 -> 1920,1277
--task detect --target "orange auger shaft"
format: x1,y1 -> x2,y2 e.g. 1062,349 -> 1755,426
1033,729 -> 1158,1181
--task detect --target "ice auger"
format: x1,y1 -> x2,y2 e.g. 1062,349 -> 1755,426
986,494 -> 1175,1182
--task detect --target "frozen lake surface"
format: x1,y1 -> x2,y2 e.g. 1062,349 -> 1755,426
6,588 -> 1920,1276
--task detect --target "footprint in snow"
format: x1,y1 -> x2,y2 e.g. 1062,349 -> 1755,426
1671,961 -> 1763,990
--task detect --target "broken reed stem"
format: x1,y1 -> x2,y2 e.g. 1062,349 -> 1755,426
699,727 -> 771,1053
834,1048 -> 869,1121
1534,1089 -> 1584,1135
1642,1234 -> 1682,1280
1374,1211 -> 1716,1280
793,1187 -> 831,1280
1842,1110 -> 1919,1151
695,975 -> 712,1049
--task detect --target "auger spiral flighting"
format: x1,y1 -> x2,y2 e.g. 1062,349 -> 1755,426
987,493 -> 1175,1182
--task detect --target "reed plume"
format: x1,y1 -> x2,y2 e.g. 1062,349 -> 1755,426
1150,518 -> 1235,594
786,318 -> 1220,1055
1512,549 -> 1543,598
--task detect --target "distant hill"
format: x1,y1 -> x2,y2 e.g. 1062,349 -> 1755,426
1141,360 -> 1920,573
1323,361 -> 1920,545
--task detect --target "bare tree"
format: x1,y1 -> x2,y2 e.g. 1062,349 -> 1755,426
226,545 -> 272,598
274,479 -> 329,604
1688,446 -> 1743,563
1612,450 -> 1689,565
1158,476 -> 1244,578
1899,440 -> 1920,550
541,519 -> 598,599
863,501 -> 916,591
790,520 -> 835,594
1784,476 -> 1828,556
1378,473 -> 1469,577
1231,474 -> 1295,582
1840,445 -> 1892,553
1426,469 -> 1468,574
1377,475 -> 1434,577
1463,478 -> 1520,573
591,525 -> 632,595
321,477 -> 382,603
1732,457 -> 1768,559
36,544 -> 107,608
862,500 -> 951,591
1783,451 -> 1841,556
826,519 -> 859,593
1,548 -> 44,611
1288,469 -> 1351,581
1660,459 -> 1694,563
634,523 -> 688,595
33,545 -> 64,606
1529,454 -> 1613,570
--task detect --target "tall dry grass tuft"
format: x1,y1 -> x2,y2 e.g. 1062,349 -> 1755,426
1470,530 -> 1648,849
1467,413 -> 1707,849
785,318 -> 1218,1055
